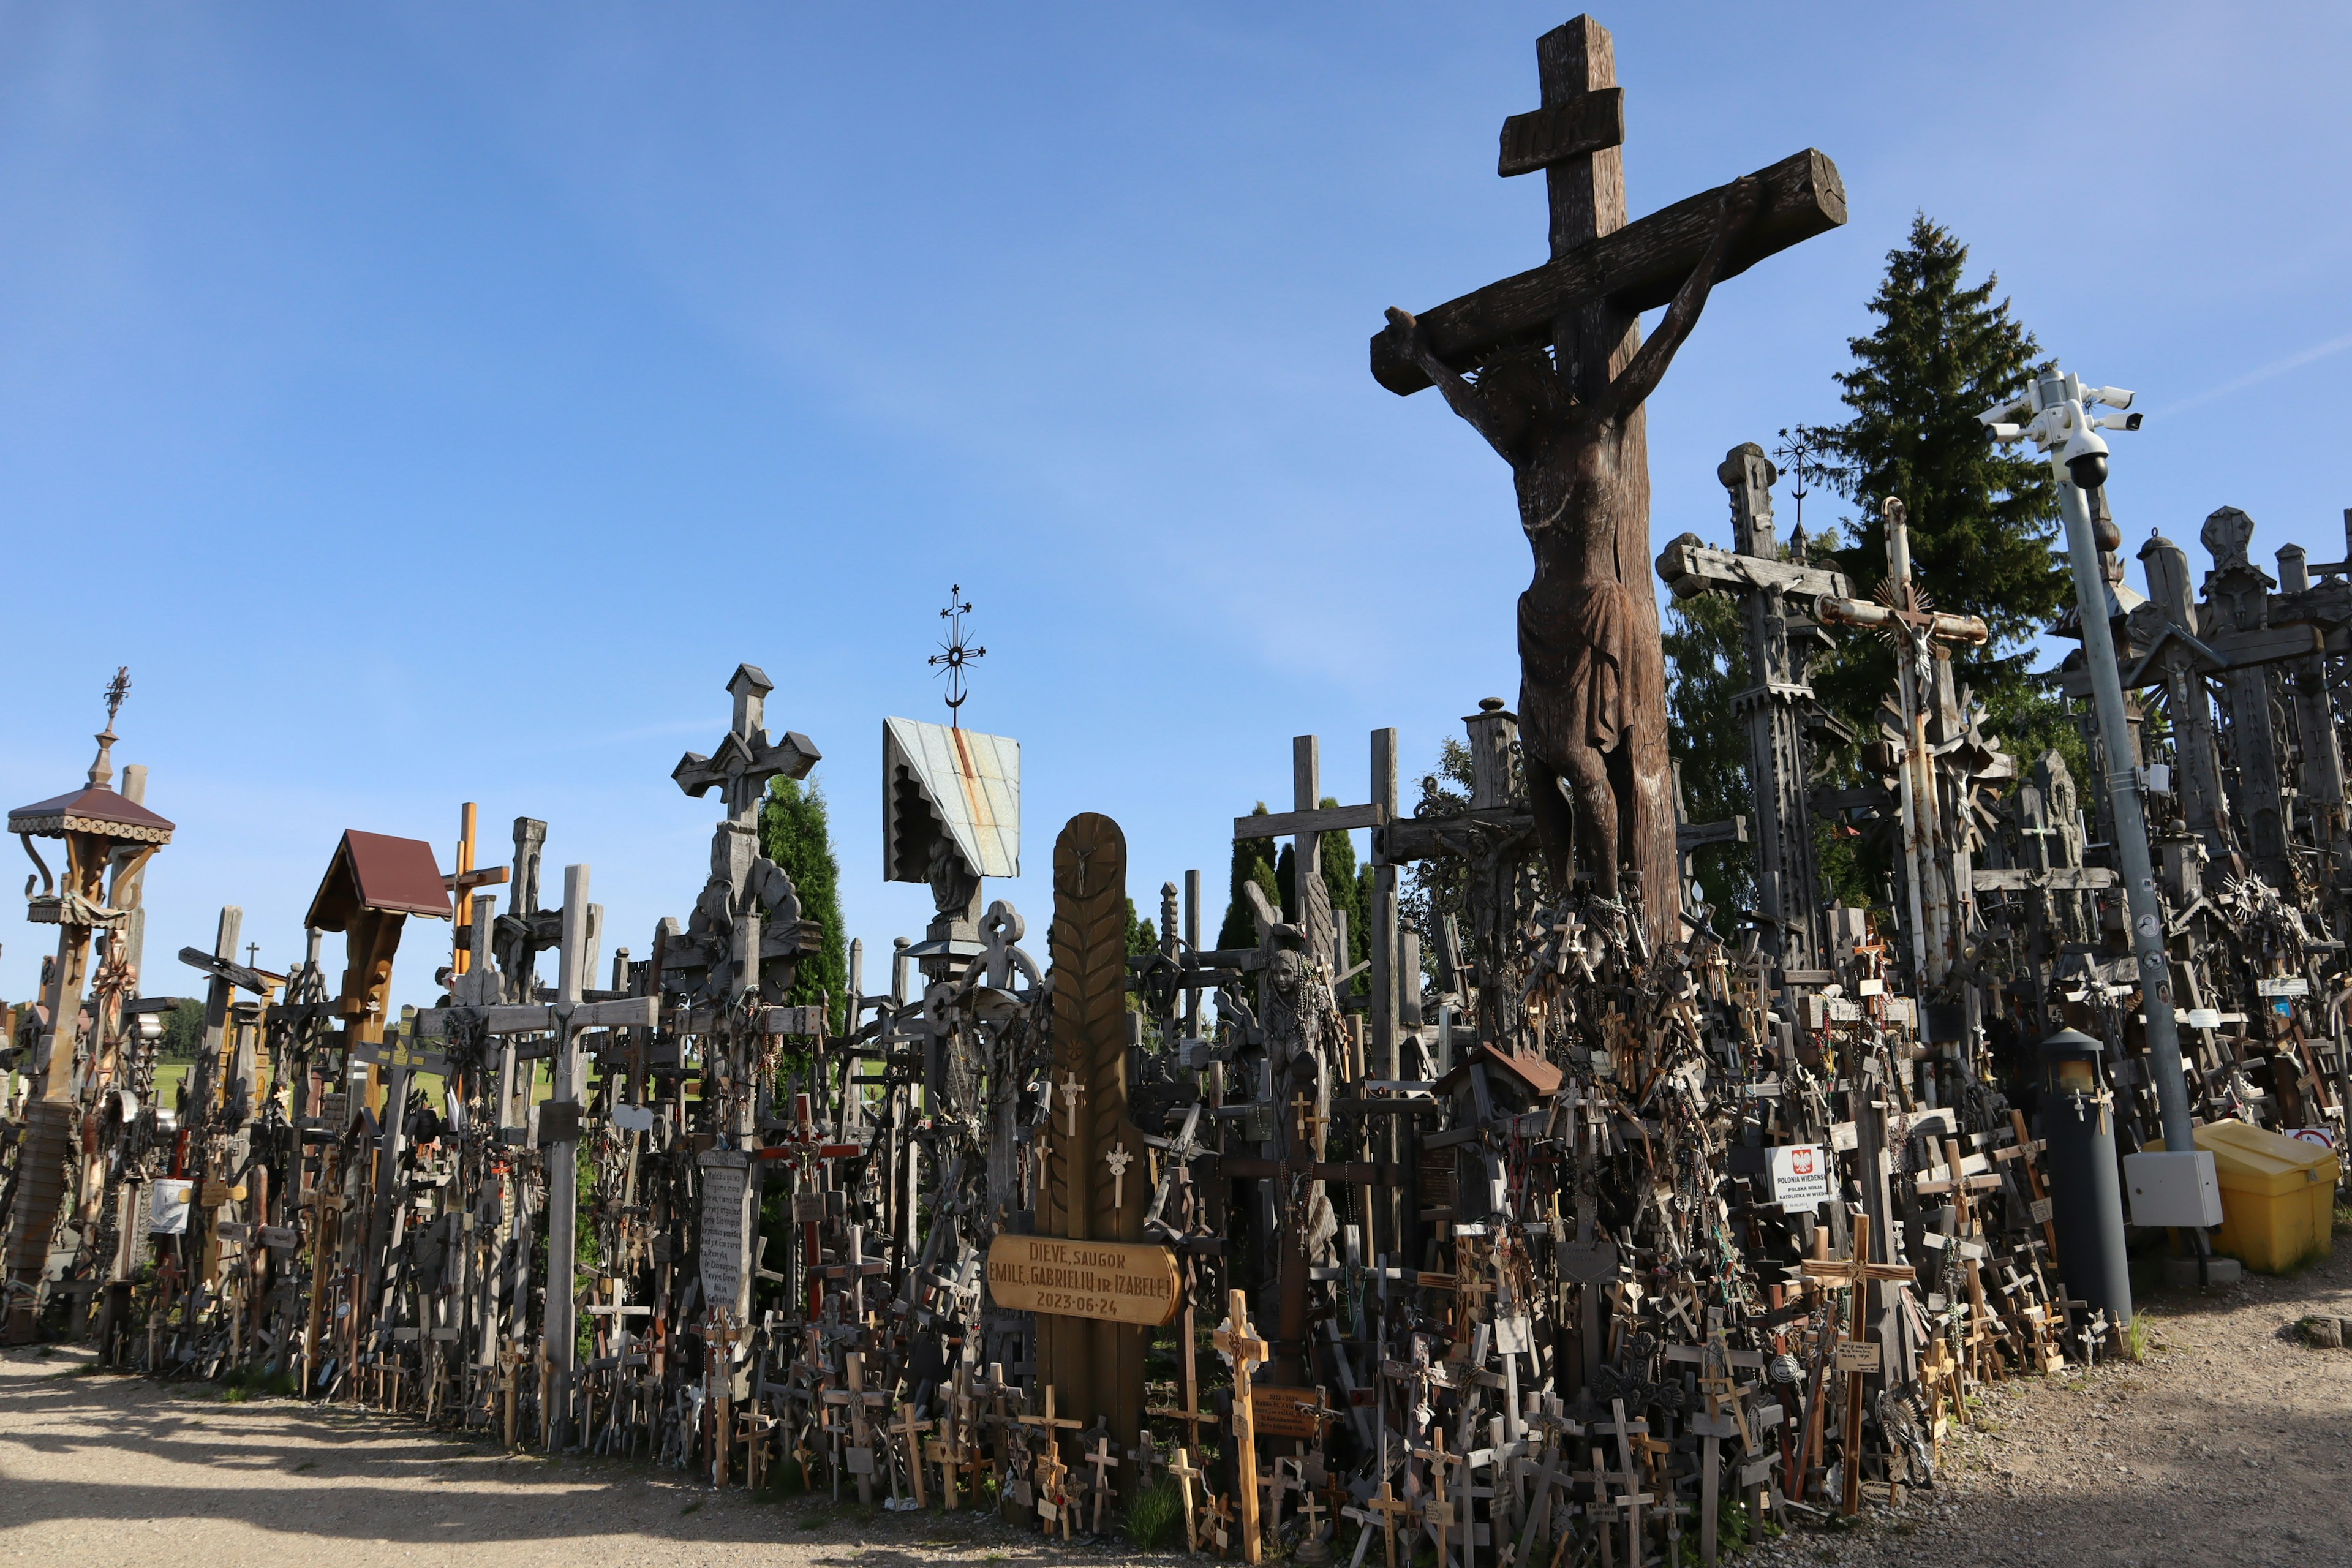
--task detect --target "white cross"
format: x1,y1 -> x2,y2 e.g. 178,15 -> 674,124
1059,1070 -> 1085,1136
1104,1142 -> 1133,1209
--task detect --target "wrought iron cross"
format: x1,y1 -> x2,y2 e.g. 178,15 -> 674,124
928,583 -> 986,724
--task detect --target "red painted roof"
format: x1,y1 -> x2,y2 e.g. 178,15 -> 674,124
305,829 -> 451,929
7,783 -> 175,840
1437,1042 -> 1564,1099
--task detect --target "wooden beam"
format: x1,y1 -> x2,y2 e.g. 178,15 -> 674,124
1657,535 -> 1849,603
1370,148 -> 1847,396
1378,811 -> 1535,865
1234,802 -> 1388,842
1498,87 -> 1623,178
1970,867 -> 2119,892
1676,816 -> 1747,853
2062,620 -> 2327,696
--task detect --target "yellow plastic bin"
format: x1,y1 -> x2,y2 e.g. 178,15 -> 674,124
2192,1120 -> 2339,1273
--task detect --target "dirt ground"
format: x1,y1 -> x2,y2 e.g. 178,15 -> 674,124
2,1245 -> 2346,1568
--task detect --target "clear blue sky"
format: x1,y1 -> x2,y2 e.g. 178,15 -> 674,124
6,4 -> 2348,1009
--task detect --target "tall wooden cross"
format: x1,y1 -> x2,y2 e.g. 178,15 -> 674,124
1798,1229 -> 1910,1516
1656,447 -> 1852,967
758,1088 -> 864,1317
1219,1108 -> 1406,1386
1213,1290 -> 1272,1564
414,863 -> 658,1447
1366,1479 -> 1412,1568
1818,500 -> 1997,984
1409,1429 -> 1455,1568
1372,17 -> 1844,948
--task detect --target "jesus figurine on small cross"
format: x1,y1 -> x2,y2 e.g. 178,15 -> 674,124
1104,1142 -> 1133,1209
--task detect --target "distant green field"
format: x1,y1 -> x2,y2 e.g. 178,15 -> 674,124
145,1057 -> 570,1120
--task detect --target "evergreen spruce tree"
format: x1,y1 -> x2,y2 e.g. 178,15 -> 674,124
1218,803 -> 1280,949
760,774 -> 849,1032
1399,739 -> 1475,977
1811,214 -> 2072,761
1660,591 -> 1754,906
1273,797 -> 1370,969
1126,897 -> 1158,957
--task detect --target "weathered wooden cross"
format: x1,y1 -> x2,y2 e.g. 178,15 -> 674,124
415,862 -> 658,1449
888,1405 -> 932,1509
1798,1229 -> 1910,1515
1167,1444 -> 1205,1556
1213,1291 -> 1272,1564
1656,447 -> 1852,967
1366,1479 -> 1412,1568
1817,500 -> 1996,985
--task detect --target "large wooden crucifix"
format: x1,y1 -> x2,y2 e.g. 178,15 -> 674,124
1374,16 -> 1845,947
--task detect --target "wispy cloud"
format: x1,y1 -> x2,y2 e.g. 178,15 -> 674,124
2159,326 -> 2352,416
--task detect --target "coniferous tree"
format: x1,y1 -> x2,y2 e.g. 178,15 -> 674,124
1660,591 -> 1754,907
1125,897 -> 1158,957
1274,797 -> 1370,970
1218,803 -> 1280,950
1810,214 -> 2071,761
760,774 -> 849,1032
1400,740 -> 1476,984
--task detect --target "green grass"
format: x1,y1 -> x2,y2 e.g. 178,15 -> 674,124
1126,1474 -> 1186,1550
756,1455 -> 815,1500
219,1365 -> 300,1400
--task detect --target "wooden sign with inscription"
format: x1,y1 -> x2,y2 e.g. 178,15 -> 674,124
1250,1384 -> 1329,1439
986,1235 -> 1181,1327
1831,1340 -> 1882,1374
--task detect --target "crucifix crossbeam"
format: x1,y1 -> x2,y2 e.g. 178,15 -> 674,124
1368,147 -> 1845,396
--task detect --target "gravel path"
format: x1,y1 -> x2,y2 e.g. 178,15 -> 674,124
1753,1242 -> 2352,1568
4,1245 -> 2346,1568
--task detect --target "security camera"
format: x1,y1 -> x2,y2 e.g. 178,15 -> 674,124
2062,430 -> 2109,489
2084,386 -> 2135,410
2093,412 -> 2143,431
2052,401 -> 2111,489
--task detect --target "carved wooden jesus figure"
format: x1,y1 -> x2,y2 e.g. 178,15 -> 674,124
1384,177 -> 1758,907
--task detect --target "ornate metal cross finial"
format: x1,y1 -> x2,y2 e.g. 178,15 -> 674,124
102,666 -> 130,731
1772,426 -> 1847,549
927,584 -> 986,725
85,665 -> 133,789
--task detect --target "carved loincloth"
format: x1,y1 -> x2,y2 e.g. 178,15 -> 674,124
1517,577 -> 1629,758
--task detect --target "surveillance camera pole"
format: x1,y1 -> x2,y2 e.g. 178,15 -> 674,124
1989,368 -> 2195,1155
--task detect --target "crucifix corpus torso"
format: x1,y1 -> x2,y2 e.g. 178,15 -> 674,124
1375,16 -> 1845,944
